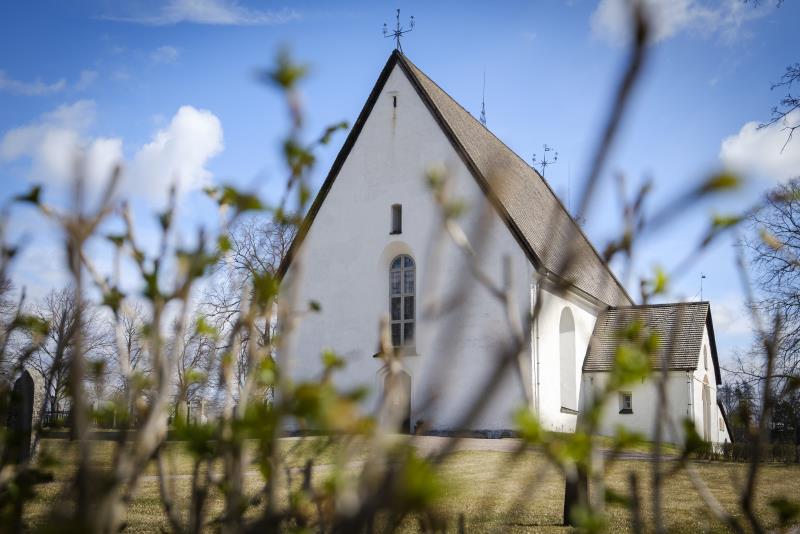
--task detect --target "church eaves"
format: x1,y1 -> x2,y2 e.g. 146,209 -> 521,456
278,50 -> 632,307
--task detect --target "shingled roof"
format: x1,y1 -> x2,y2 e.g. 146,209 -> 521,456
278,51 -> 632,307
583,302 -> 721,384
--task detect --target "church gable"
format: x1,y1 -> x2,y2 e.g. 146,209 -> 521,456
279,51 -> 630,308
278,55 -> 488,269
278,57 -> 534,431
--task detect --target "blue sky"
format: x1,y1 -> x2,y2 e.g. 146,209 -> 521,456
1,0 -> 799,369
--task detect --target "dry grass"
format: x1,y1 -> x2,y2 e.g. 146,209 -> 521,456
429,451 -> 799,532
24,438 -> 800,532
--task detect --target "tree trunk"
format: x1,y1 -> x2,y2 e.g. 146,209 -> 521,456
563,466 -> 589,526
794,420 -> 800,464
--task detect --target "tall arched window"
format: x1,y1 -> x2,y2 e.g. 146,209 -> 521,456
559,307 -> 577,411
390,255 -> 415,347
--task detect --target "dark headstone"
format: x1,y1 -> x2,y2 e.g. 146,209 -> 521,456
3,370 -> 34,464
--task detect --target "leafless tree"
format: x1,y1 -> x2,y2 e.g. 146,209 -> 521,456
106,301 -> 150,417
171,318 -> 216,420
0,278 -> 15,319
120,302 -> 148,376
733,179 -> 800,460
27,288 -> 110,414
744,1 -> 797,149
762,63 -> 800,150
203,217 -> 295,390
744,180 -> 800,384
0,278 -> 22,375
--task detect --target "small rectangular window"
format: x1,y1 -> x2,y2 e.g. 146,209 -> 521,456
620,392 -> 633,414
393,95 -> 397,108
391,204 -> 402,234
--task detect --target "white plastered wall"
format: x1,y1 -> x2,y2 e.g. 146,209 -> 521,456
280,63 -> 533,432
582,371 -> 692,444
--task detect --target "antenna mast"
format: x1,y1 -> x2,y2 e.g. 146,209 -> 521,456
700,272 -> 706,301
567,161 -> 571,213
383,9 -> 415,52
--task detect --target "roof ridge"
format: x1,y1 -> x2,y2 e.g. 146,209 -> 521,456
609,301 -> 709,310
396,53 -> 633,306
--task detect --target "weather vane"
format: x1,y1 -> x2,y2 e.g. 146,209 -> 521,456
383,9 -> 414,53
480,71 -> 487,126
532,144 -> 558,177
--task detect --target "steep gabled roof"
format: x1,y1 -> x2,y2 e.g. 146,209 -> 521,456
583,301 -> 722,385
278,51 -> 632,307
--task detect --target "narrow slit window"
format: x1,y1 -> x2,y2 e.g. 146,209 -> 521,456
393,95 -> 397,108
391,204 -> 402,234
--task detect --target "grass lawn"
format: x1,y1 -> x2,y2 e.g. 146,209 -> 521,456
24,438 -> 800,532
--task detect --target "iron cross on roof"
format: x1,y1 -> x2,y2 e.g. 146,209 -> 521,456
383,9 -> 414,53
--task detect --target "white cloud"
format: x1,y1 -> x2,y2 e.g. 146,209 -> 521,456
86,137 -> 124,186
0,71 -> 66,96
0,101 -> 100,186
128,105 -> 224,197
75,69 -> 98,91
112,68 -> 131,82
0,99 -> 123,190
1,68 -> 98,96
151,45 -> 180,64
711,294 -> 752,337
719,109 -> 800,182
106,0 -> 300,26
590,0 -> 770,45
0,101 -> 223,202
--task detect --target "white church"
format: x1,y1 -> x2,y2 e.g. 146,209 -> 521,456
279,51 -> 732,446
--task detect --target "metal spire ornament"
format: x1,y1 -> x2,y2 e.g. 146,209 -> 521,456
700,272 -> 706,300
480,71 -> 487,126
532,144 -> 558,177
383,9 -> 414,53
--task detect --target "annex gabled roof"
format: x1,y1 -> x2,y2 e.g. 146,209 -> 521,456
583,301 -> 722,385
278,51 -> 632,307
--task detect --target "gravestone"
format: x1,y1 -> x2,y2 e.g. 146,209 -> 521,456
3,370 -> 34,463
